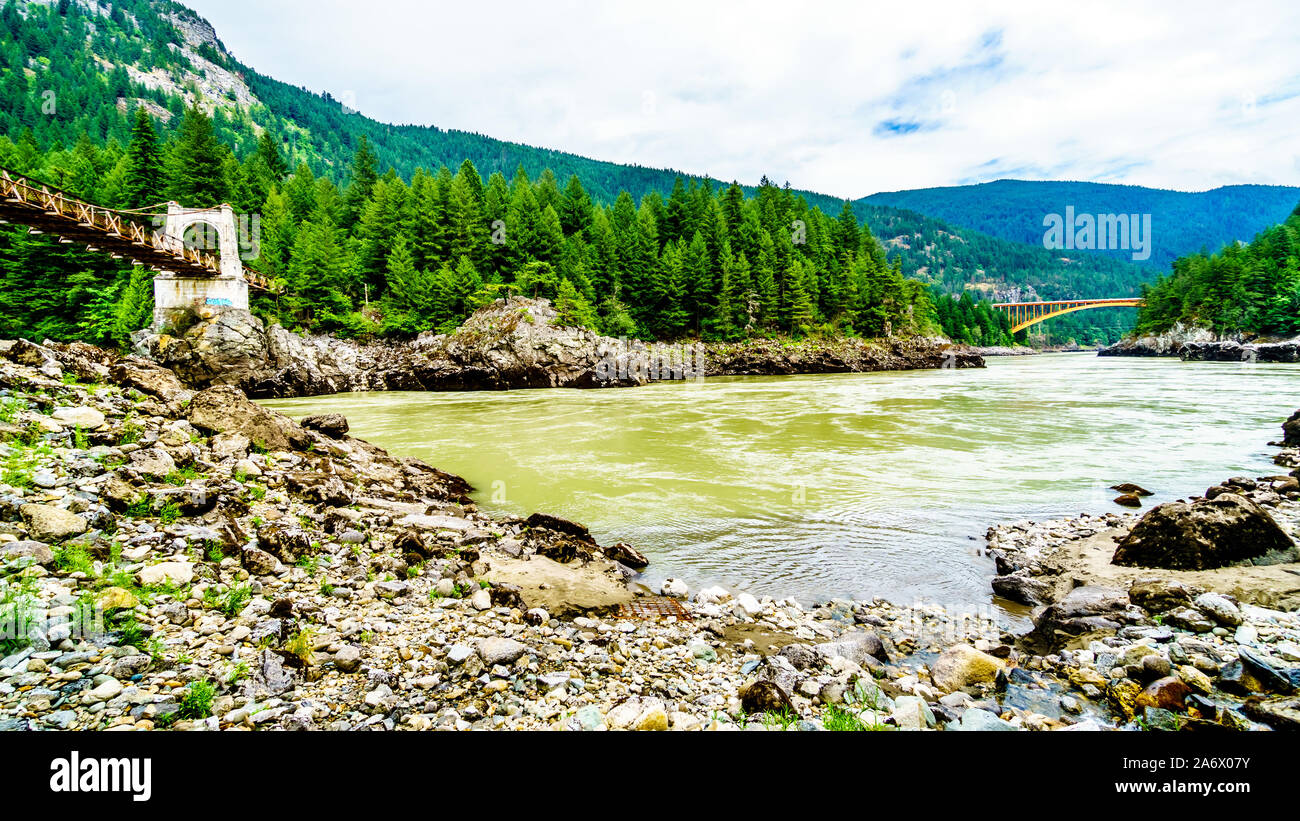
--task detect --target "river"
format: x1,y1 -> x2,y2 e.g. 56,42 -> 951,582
263,353 -> 1298,618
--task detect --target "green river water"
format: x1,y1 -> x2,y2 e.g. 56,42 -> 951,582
263,353 -> 1298,615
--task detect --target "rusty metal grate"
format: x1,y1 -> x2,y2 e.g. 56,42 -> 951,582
618,596 -> 693,621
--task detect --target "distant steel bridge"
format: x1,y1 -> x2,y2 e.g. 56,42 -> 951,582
992,298 -> 1144,333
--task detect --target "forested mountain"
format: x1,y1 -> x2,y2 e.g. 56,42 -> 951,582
862,179 -> 1300,270
0,0 -> 1147,345
1135,206 -> 1300,339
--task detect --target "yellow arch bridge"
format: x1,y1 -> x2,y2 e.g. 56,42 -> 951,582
992,298 -> 1144,333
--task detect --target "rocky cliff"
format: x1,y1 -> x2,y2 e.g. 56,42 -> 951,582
135,297 -> 984,398
1099,322 -> 1300,362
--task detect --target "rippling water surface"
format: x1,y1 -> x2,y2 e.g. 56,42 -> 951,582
264,354 -> 1297,613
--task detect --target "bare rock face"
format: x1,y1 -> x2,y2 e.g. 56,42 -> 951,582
135,299 -> 645,397
1112,493 -> 1298,570
1099,322 -> 1217,357
143,307 -> 271,390
410,297 -> 645,390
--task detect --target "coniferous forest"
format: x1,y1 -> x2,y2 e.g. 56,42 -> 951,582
1,103 -> 940,346
0,0 -> 1140,348
1135,206 -> 1300,338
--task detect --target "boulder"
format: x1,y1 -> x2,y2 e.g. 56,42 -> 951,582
284,472 -> 353,506
1193,592 -> 1243,627
1110,483 -> 1153,497
738,680 -> 795,716
186,385 -> 308,452
1237,648 -> 1299,695
51,406 -> 105,430
108,357 -> 193,405
136,562 -> 194,587
211,433 -> 251,460
1284,409 -> 1300,447
256,523 -> 314,563
1112,494 -> 1297,570
1137,676 -> 1190,711
333,645 -> 362,673
127,447 -> 175,481
953,708 -> 1017,731
19,504 -> 87,543
603,542 -> 650,569
1128,578 -> 1193,612
95,587 -> 139,611
300,413 -> 349,439
992,573 -> 1055,606
5,339 -> 62,376
524,512 -> 596,543
476,637 -> 527,666
815,631 -> 889,667
1022,585 -> 1144,652
0,540 -> 53,566
101,476 -> 147,512
241,546 -> 278,575
930,644 -> 1005,692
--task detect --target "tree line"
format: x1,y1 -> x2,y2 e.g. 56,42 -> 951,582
1136,206 -> 1300,338
1,105 -> 950,346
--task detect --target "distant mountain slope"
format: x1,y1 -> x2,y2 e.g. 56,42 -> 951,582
861,180 -> 1300,270
1,0 -> 1154,341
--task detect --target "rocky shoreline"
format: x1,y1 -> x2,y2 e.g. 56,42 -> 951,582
136,297 -> 983,399
1100,323 -> 1300,362
984,425 -> 1300,730
1,338 -> 1298,732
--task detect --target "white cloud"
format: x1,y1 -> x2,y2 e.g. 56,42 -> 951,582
183,0 -> 1300,197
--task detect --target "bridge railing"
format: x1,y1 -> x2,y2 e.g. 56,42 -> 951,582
0,169 -> 222,275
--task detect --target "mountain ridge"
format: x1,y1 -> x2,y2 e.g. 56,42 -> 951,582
861,179 -> 1300,270
0,0 -> 1189,341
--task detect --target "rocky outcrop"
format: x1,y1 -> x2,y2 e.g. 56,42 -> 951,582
186,385 -> 311,452
1100,323 -> 1300,362
1099,322 -> 1215,357
1284,409 -> 1300,447
702,336 -> 983,376
133,298 -> 984,399
1179,340 -> 1300,363
1112,494 -> 1298,570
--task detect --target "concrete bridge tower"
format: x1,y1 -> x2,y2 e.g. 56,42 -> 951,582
152,202 -> 249,328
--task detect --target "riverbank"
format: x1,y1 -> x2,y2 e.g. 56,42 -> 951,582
2,340 -> 1299,731
984,427 -> 1300,729
1100,323 -> 1300,362
136,297 -> 983,399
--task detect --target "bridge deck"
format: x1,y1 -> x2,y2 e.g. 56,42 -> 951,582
0,168 -> 273,291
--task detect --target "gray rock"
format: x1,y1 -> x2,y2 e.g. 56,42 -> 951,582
334,645 -> 362,673
953,708 -> 1017,731
19,504 -> 87,543
52,406 -> 105,429
128,447 -> 176,481
476,637 -> 527,666
1193,592 -> 1243,627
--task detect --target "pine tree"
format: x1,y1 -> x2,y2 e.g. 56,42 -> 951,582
257,130 -> 287,182
554,277 -> 599,330
342,134 -> 379,228
167,103 -> 229,207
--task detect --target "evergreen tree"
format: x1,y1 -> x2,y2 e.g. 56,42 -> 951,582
167,104 -> 230,206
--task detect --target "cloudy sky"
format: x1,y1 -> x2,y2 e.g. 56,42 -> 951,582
183,0 -> 1300,198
